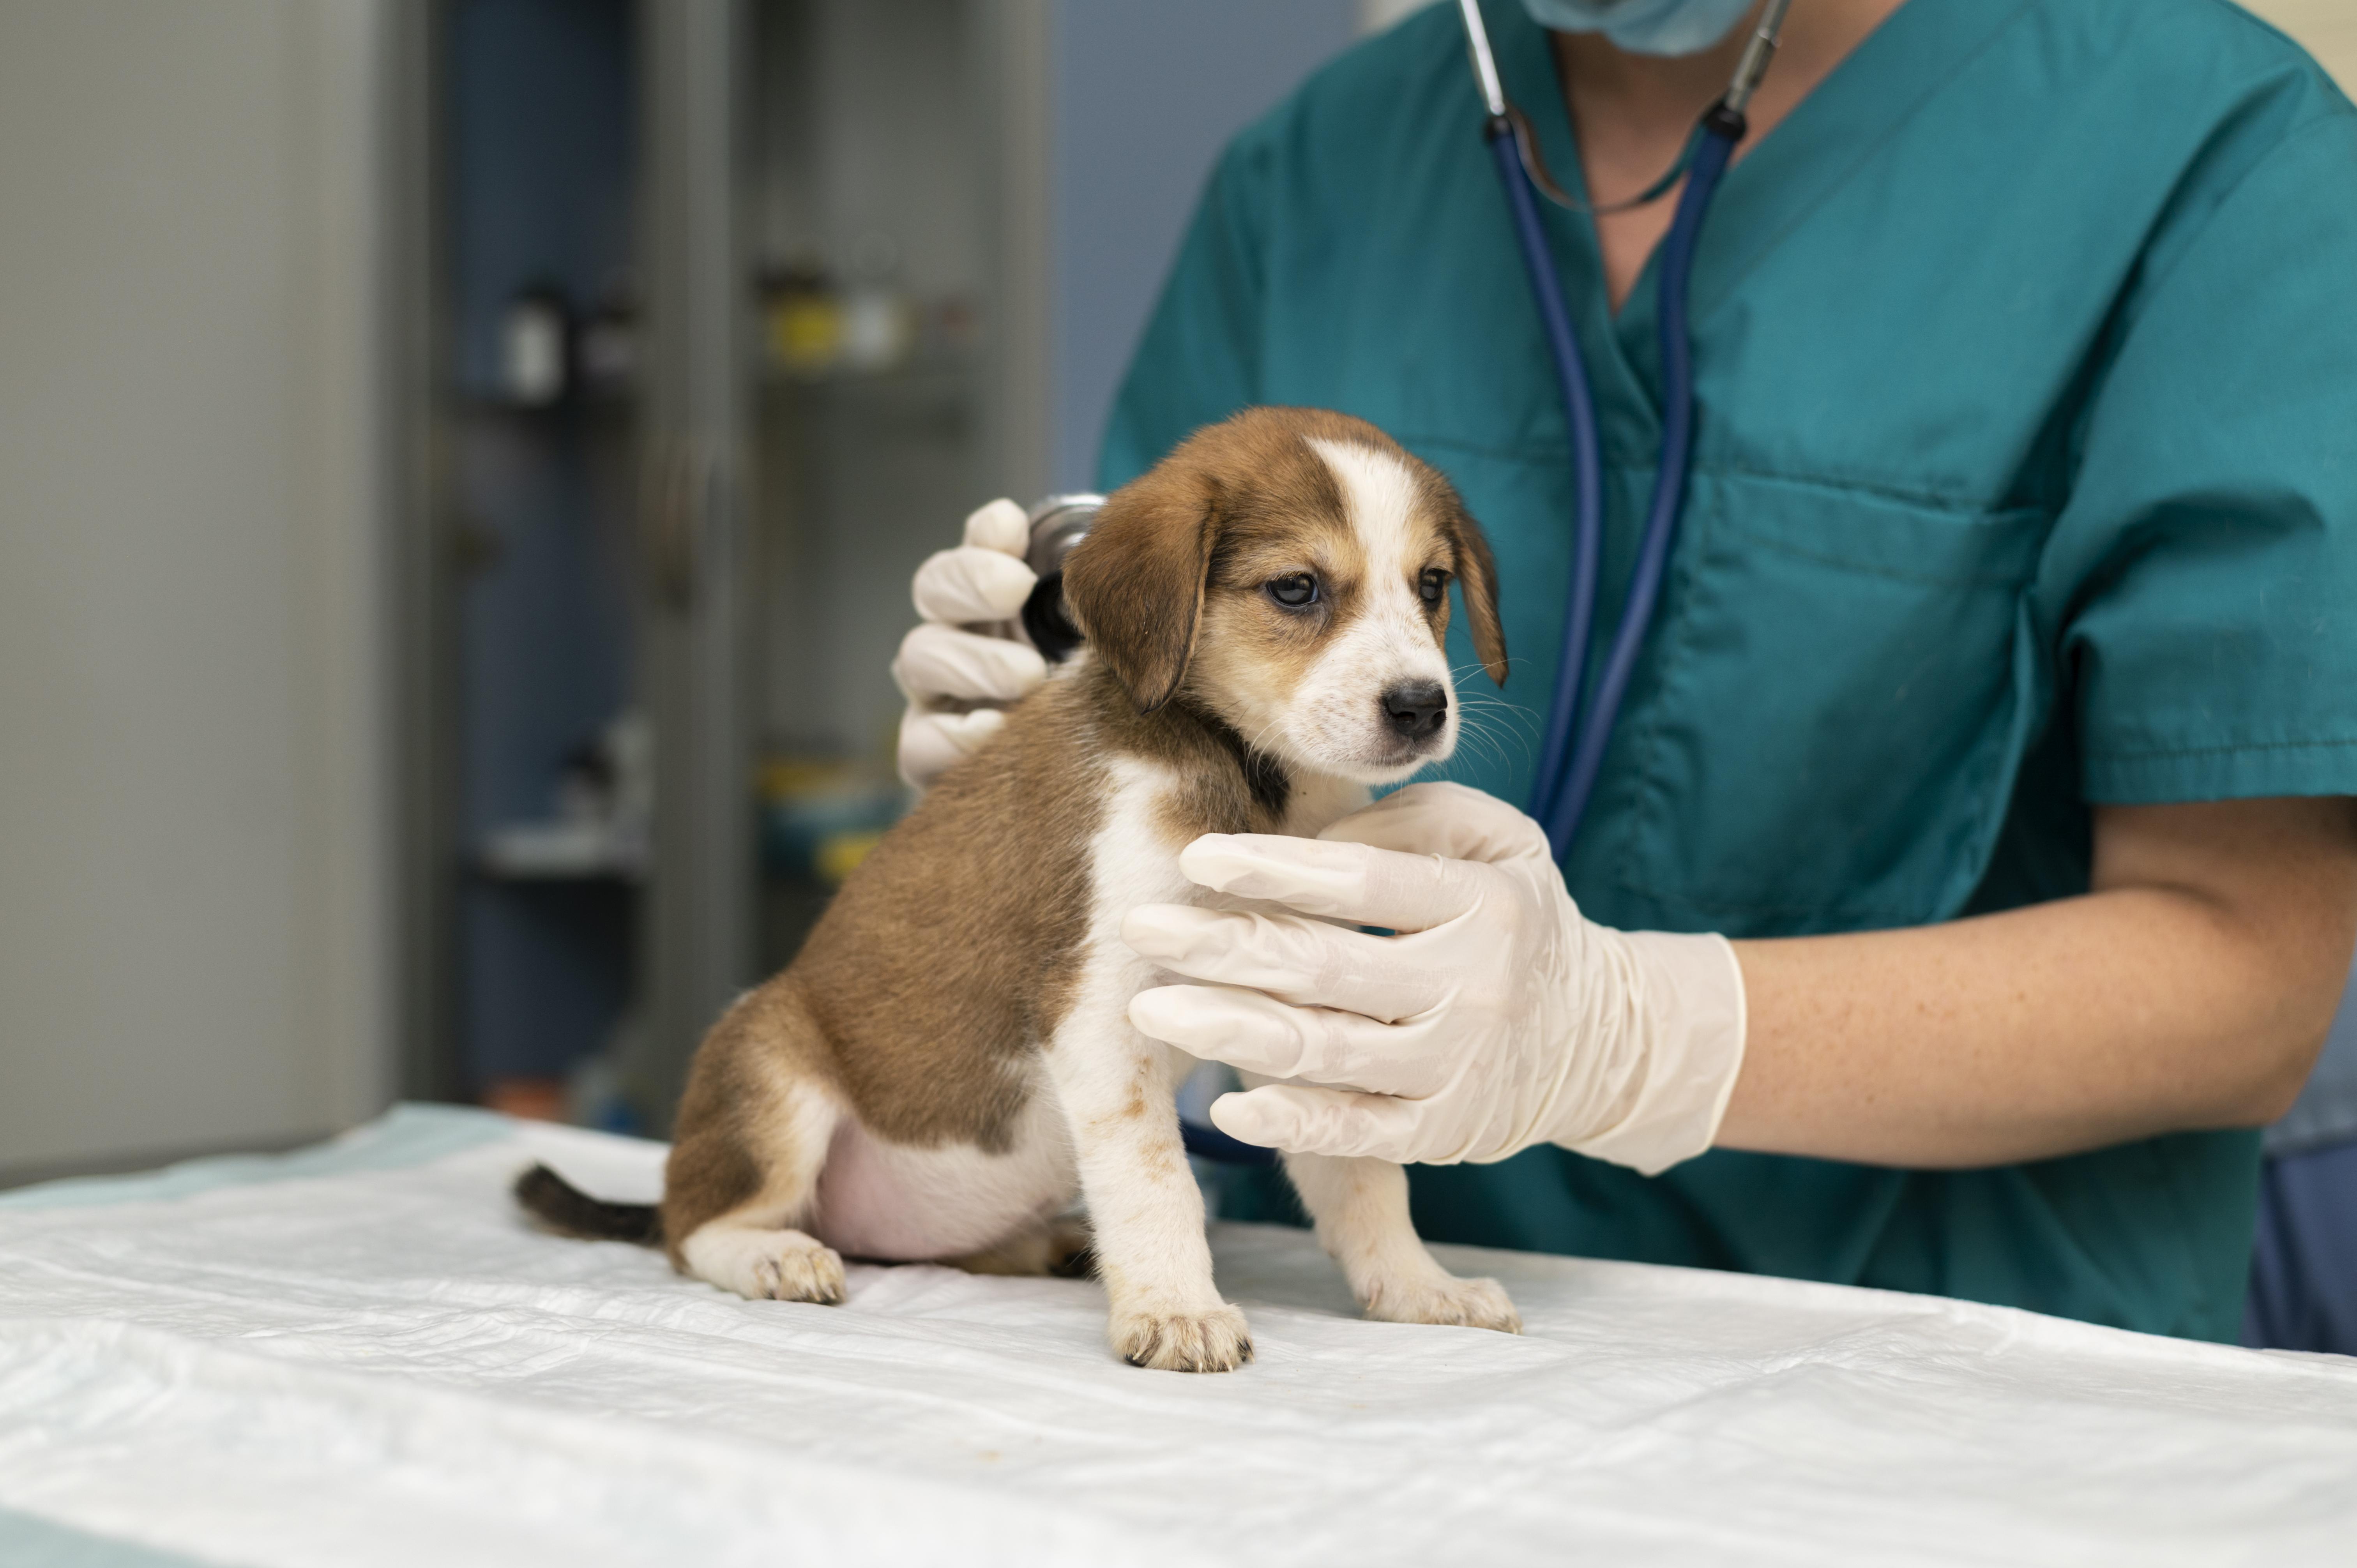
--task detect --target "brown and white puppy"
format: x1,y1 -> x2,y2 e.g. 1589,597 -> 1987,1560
518,406 -> 1521,1371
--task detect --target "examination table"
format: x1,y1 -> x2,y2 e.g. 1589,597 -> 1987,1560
2,1106 -> 2350,1566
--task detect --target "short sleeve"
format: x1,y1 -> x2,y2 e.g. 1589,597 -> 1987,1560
1095,127 -> 1277,492
2046,106 -> 2357,805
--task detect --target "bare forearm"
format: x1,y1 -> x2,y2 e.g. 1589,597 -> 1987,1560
1716,798 -> 2357,1169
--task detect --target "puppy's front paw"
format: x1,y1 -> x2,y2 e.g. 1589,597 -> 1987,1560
1364,1273 -> 1521,1334
1108,1302 -> 1253,1373
683,1226 -> 846,1305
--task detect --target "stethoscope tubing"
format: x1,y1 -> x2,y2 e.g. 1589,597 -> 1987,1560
1488,121 -> 1604,847
1541,121 -> 1737,856
1494,111 -> 1741,862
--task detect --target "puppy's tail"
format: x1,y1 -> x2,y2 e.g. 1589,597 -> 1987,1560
513,1162 -> 663,1246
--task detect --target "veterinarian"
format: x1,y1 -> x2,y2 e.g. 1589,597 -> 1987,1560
894,0 -> 2357,1343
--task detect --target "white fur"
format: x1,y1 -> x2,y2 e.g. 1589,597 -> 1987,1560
1296,439 -> 1458,782
1307,436 -> 1418,570
680,1223 -> 846,1303
1043,756 -> 1247,1369
811,1077 -> 1075,1261
1280,1150 -> 1518,1331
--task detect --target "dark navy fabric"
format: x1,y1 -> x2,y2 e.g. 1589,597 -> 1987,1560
2245,1139 -> 2357,1357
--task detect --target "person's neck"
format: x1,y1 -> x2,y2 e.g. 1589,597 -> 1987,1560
1551,0 -> 1910,310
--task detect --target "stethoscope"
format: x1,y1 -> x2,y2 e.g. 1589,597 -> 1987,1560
1457,0 -> 1790,860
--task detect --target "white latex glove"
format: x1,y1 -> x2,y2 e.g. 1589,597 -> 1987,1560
892,498 -> 1048,789
1120,782 -> 1746,1175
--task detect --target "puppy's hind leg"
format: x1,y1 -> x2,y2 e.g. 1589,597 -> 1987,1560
1283,1152 -> 1520,1333
947,1214 -> 1094,1279
661,985 -> 848,1305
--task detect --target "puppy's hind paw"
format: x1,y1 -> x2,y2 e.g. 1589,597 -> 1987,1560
1108,1302 -> 1253,1373
752,1242 -> 847,1305
1364,1273 -> 1521,1335
682,1226 -> 847,1305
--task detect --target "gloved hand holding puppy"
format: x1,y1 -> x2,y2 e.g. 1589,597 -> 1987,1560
895,500 -> 1747,1177
1124,783 -> 1745,1174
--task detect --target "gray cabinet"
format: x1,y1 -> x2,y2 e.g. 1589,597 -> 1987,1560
405,0 -> 1355,1133
411,0 -> 1053,1132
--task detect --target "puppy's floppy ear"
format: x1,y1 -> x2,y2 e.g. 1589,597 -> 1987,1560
1061,461 -> 1218,712
1439,492 -> 1509,686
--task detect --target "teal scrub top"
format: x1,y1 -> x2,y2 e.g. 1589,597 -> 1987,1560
1100,0 -> 2357,1342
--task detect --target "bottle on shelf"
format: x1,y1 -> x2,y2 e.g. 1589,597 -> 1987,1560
838,230 -> 915,375
499,279 -> 571,406
759,246 -> 842,378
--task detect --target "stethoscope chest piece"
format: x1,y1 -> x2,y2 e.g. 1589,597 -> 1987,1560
1020,494 -> 1103,664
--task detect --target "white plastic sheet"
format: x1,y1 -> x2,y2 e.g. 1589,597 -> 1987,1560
1,1106 -> 2352,1567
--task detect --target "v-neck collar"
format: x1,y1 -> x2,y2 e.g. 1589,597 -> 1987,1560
1479,0 -> 2039,431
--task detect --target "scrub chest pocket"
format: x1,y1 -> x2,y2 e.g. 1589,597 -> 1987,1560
1489,469 -> 2053,937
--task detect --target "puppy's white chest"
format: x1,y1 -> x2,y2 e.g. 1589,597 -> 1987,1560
1085,758 -> 1206,927
1083,759 -> 1367,929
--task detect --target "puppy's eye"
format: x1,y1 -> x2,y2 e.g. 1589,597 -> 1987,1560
1267,573 -> 1320,610
1419,569 -> 1449,609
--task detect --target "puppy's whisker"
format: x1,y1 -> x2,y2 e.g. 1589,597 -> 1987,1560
1454,720 -> 1508,772
1477,711 -> 1538,766
1242,712 -> 1288,758
1452,708 -> 1531,773
1454,699 -> 1540,742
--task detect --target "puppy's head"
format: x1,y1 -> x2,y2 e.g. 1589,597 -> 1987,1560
1061,408 -> 1506,785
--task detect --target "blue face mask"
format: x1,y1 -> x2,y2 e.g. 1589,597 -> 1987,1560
1518,0 -> 1756,57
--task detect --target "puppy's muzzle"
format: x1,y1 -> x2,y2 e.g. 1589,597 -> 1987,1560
1382,680 -> 1449,744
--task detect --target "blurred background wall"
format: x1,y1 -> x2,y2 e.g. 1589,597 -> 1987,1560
0,0 -> 397,1178
1050,2 -> 1356,490
2248,0 -> 2356,84
0,1 -> 2348,1180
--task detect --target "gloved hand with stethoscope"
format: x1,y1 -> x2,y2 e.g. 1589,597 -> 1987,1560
892,498 -> 1046,790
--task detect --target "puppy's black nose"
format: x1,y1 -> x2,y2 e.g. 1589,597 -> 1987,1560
1382,680 -> 1448,740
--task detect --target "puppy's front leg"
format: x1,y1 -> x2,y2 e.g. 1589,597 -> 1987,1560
1284,1152 -> 1520,1333
1046,1031 -> 1249,1372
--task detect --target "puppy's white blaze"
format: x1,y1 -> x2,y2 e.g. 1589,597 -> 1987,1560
1299,438 -> 1457,779
1308,437 -> 1419,573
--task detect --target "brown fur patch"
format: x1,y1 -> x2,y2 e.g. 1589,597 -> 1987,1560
658,982 -> 824,1265
1057,463 -> 1221,713
948,1215 -> 1092,1278
788,674 -> 1106,1153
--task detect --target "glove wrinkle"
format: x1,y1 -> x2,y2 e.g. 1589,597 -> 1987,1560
959,496 -> 1030,554
893,623 -> 1047,706
912,546 -> 1039,624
